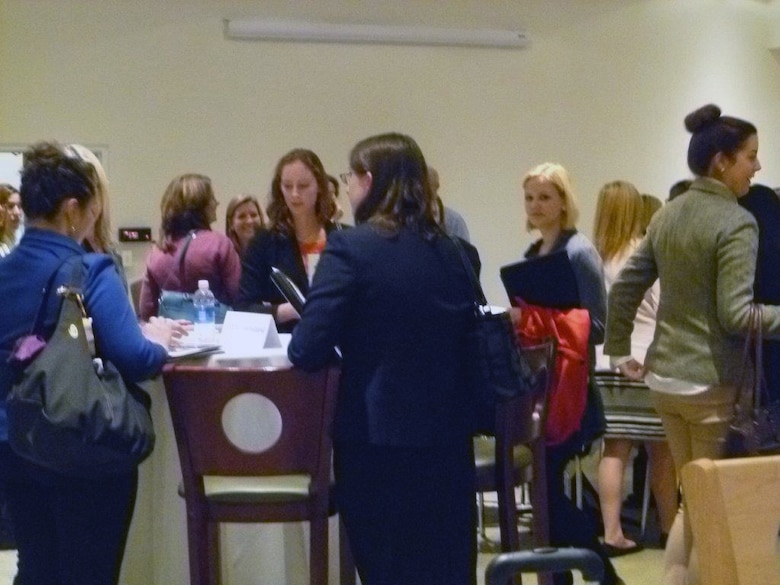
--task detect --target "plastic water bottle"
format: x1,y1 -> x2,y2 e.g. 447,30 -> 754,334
192,279 -> 216,343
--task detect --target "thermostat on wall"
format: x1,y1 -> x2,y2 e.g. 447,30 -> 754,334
118,227 -> 152,242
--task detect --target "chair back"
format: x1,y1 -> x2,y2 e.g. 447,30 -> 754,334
681,455 -> 780,585
492,339 -> 556,555
163,365 -> 339,493
495,340 -> 557,449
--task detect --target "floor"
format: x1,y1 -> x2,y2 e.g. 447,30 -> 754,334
0,546 -> 664,585
0,449 -> 773,584
0,449 -> 666,585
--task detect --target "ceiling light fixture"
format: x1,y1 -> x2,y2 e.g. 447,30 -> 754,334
223,19 -> 529,49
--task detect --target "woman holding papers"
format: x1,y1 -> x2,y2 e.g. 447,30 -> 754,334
237,149 -> 343,332
289,133 -> 480,585
604,104 -> 779,585
509,162 -> 620,585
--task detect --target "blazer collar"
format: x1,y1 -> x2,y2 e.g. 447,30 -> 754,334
691,176 -> 738,203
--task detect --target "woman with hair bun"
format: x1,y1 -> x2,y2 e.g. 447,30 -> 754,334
605,104 -> 780,584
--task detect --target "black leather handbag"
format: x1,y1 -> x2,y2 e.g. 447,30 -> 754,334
725,304 -> 780,458
6,257 -> 155,477
452,238 -> 538,435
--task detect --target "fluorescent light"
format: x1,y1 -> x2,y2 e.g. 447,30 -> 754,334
223,19 -> 529,49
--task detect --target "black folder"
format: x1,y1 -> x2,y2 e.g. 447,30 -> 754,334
270,267 -> 306,315
500,250 -> 581,309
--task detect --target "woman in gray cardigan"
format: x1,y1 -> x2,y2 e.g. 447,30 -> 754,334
604,104 -> 779,585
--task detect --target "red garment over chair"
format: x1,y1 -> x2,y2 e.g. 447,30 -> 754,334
515,299 -> 591,446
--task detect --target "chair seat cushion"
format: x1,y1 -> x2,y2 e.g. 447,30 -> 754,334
473,437 -> 533,486
179,475 -> 312,503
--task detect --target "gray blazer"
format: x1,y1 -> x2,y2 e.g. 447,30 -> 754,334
605,177 -> 780,387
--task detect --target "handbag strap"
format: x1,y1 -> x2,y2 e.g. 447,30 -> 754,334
28,255 -> 83,336
734,304 -> 764,414
159,230 -> 196,292
450,236 -> 488,309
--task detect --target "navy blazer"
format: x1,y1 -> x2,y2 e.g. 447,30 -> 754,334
288,224 -> 480,447
236,223 -> 345,330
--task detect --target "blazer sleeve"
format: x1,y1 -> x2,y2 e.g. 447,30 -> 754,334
604,236 -> 658,357
236,230 -> 278,313
288,232 -> 354,371
83,254 -> 167,382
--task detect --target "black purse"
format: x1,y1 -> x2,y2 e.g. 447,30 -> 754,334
725,304 -> 780,458
6,257 -> 155,477
451,238 -> 538,435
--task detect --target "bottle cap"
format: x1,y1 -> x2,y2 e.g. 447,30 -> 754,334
198,280 -> 209,290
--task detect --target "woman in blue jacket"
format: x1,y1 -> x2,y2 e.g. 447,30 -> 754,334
288,133 -> 480,585
0,142 -> 179,585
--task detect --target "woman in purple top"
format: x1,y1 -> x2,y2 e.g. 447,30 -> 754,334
139,173 -> 241,320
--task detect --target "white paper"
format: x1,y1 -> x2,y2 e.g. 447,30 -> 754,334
219,311 -> 281,355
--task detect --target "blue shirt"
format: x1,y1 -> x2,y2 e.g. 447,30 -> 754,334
0,228 -> 167,442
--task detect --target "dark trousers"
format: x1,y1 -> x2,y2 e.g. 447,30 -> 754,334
335,440 -> 477,585
547,437 -> 620,585
4,450 -> 138,585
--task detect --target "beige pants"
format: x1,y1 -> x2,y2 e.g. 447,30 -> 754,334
652,385 -> 737,585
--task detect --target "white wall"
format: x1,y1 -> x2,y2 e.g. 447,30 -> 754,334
1,0 -> 779,306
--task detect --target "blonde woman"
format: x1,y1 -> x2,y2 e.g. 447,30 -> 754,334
0,184 -> 13,257
225,194 -> 266,256
592,181 -> 676,556
510,163 -> 621,585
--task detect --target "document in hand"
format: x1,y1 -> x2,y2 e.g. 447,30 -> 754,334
500,250 -> 581,309
270,267 -> 306,315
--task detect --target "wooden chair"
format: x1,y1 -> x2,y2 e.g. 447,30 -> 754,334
681,455 -> 780,585
163,364 -> 352,585
474,340 -> 556,561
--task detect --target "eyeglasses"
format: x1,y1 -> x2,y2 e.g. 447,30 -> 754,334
339,171 -> 354,184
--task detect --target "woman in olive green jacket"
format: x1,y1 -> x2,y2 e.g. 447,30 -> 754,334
604,104 -> 780,585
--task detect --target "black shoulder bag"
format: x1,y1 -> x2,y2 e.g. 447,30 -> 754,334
6,257 -> 155,477
451,238 -> 538,435
725,304 -> 780,457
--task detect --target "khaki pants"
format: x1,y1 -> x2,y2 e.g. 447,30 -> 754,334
652,385 -> 737,585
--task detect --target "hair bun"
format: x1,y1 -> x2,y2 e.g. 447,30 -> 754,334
684,104 -> 722,133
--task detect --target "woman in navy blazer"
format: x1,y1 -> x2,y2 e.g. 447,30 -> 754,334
237,149 -> 345,332
288,133 -> 480,585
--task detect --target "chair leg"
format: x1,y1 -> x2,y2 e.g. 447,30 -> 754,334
309,515 -> 329,585
186,504 -> 214,585
477,492 -> 487,539
641,461 -> 652,538
339,516 -> 356,585
208,521 -> 221,585
575,455 -> 583,510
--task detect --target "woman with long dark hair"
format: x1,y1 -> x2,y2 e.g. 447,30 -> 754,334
288,133 -> 480,585
237,149 -> 342,332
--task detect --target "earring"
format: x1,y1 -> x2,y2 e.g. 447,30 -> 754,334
70,224 -> 76,234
